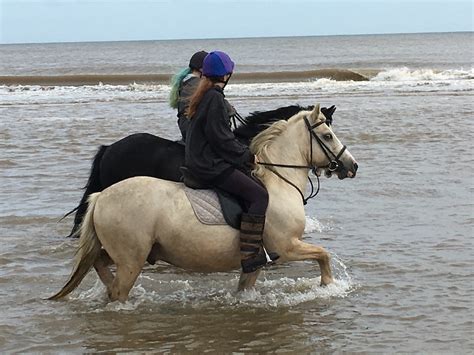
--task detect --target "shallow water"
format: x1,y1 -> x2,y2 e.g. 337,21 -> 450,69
1,33 -> 473,352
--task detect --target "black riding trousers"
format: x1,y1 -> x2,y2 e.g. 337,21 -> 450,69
216,169 -> 268,216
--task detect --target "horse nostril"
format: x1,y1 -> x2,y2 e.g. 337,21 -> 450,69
354,162 -> 358,172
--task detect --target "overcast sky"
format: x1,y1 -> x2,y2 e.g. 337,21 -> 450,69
0,0 -> 472,44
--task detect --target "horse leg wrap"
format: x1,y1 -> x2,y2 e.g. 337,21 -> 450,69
239,213 -> 279,273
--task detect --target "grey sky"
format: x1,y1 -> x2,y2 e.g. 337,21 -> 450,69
0,0 -> 472,44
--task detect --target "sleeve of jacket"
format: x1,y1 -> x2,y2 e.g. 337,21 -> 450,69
204,92 -> 253,167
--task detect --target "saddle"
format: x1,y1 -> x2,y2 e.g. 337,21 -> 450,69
180,167 -> 243,229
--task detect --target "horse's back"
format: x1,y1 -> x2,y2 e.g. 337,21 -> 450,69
100,133 -> 185,186
96,176 -> 185,224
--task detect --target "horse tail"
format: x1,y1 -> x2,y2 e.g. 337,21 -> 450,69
49,193 -> 102,300
169,67 -> 191,109
65,145 -> 108,238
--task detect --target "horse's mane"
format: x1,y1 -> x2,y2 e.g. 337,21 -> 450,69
249,110 -> 310,180
234,105 -> 314,145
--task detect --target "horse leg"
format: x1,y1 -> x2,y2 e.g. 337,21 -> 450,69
237,270 -> 261,291
287,240 -> 333,285
93,249 -> 114,293
108,261 -> 145,303
105,241 -> 150,302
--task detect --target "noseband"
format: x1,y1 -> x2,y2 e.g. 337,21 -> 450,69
257,116 -> 347,205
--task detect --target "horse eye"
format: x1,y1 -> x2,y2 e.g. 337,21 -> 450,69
324,133 -> 333,140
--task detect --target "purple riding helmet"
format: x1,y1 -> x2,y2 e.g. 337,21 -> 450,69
202,51 -> 235,77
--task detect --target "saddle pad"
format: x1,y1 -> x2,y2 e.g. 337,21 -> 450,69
184,187 -> 229,226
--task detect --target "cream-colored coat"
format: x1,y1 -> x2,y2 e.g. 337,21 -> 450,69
49,104 -> 358,302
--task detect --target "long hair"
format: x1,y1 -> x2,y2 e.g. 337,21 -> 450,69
169,67 -> 192,109
186,77 -> 216,118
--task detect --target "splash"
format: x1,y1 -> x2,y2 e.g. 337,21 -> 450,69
304,215 -> 336,234
304,216 -> 324,233
71,254 -> 355,312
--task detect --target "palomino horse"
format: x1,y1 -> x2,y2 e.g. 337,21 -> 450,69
50,104 -> 357,302
65,104 -> 334,238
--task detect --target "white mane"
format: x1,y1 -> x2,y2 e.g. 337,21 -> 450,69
250,110 -> 310,179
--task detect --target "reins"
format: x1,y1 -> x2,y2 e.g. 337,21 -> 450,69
263,166 -> 320,205
257,116 -> 346,205
230,112 -> 246,130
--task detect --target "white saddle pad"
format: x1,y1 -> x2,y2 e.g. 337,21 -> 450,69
184,187 -> 227,226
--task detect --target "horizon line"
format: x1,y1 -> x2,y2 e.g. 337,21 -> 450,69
1,30 -> 471,46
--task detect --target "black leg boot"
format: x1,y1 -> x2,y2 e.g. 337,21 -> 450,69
239,213 -> 279,273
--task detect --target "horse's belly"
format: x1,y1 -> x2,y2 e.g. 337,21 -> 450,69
156,227 -> 241,272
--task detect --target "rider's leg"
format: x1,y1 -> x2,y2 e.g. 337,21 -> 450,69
216,169 -> 279,273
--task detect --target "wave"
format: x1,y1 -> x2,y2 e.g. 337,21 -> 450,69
372,67 -> 474,82
235,69 -> 370,82
0,69 -> 370,86
1,67 -> 471,87
1,67 -> 471,107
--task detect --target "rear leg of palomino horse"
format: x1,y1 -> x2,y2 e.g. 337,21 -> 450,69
93,249 -> 114,293
107,245 -> 149,302
108,261 -> 146,302
237,270 -> 261,291
286,240 -> 333,286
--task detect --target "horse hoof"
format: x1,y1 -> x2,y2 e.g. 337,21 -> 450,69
320,277 -> 334,286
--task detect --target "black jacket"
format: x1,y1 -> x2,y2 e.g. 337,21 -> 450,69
177,75 -> 199,140
185,87 -> 253,183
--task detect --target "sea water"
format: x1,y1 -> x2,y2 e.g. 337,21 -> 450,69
0,32 -> 473,352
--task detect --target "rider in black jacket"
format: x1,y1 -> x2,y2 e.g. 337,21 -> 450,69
185,85 -> 251,183
185,51 -> 279,273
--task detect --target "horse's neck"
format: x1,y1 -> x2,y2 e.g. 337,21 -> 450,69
262,123 -> 310,194
258,119 -> 313,235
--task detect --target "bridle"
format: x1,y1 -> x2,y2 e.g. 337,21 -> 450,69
257,116 -> 347,205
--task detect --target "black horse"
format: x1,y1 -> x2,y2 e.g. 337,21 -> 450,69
65,104 -> 335,238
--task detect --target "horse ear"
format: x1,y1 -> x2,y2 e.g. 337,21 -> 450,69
310,103 -> 320,121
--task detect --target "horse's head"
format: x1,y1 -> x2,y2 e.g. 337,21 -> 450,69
305,104 -> 358,179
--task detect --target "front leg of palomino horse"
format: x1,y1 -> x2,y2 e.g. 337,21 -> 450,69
286,240 -> 333,286
237,269 -> 261,291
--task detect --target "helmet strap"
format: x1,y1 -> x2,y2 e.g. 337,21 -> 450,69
209,73 -> 232,89
222,73 -> 232,89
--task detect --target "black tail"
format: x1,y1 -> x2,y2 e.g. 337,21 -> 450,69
65,145 -> 108,238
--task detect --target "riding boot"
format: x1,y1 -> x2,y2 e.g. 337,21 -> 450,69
239,213 -> 279,273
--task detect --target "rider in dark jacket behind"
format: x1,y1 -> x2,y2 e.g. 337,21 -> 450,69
169,50 -> 208,141
185,51 -> 279,273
